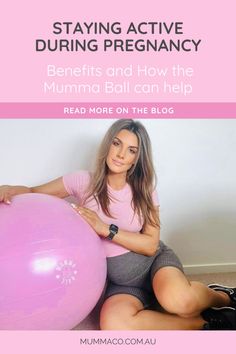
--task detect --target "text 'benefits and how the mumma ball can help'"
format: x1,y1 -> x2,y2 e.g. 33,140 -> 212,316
44,64 -> 194,97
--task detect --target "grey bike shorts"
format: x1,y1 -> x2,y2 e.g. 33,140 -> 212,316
105,241 -> 184,308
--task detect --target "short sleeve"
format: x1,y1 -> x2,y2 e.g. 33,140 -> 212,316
62,170 -> 91,201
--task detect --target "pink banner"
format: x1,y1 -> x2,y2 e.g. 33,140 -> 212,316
0,103 -> 236,119
0,331 -> 235,354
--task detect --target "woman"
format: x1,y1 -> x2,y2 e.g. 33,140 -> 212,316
0,119 -> 235,330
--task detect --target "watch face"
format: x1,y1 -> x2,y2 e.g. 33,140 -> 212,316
108,224 -> 118,240
110,224 -> 118,233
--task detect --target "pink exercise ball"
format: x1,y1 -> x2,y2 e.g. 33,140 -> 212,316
0,193 -> 107,330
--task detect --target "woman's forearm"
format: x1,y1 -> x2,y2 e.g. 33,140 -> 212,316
102,224 -> 160,257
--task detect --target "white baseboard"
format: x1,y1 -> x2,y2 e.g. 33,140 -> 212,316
183,263 -> 236,275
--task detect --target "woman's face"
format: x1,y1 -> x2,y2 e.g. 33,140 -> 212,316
106,129 -> 139,176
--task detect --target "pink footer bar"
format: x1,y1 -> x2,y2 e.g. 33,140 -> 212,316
0,331 -> 235,354
0,103 -> 236,119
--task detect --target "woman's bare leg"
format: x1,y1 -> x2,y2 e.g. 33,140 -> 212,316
152,267 -> 231,318
100,294 -> 206,330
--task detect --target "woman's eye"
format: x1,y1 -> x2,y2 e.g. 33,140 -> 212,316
113,140 -> 120,146
129,149 -> 137,154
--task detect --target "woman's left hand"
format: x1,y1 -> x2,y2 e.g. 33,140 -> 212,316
71,204 -> 109,237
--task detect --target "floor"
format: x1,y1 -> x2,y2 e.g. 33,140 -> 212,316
73,272 -> 236,330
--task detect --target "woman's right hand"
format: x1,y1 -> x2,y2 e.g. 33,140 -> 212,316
0,185 -> 31,204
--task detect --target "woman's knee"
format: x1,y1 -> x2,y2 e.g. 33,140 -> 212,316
100,294 -> 143,330
173,290 -> 200,317
156,287 -> 200,318
153,267 -> 201,318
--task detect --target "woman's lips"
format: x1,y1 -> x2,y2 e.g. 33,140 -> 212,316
112,159 -> 124,166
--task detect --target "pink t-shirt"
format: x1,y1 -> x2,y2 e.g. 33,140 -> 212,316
63,170 -> 159,257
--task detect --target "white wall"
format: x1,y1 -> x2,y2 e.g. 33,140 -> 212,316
0,119 -> 235,273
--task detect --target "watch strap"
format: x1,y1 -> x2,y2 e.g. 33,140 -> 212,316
107,224 -> 119,240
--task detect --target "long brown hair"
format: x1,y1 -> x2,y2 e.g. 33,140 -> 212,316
84,119 -> 159,227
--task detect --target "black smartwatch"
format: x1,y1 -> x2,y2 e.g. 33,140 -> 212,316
107,224 -> 119,240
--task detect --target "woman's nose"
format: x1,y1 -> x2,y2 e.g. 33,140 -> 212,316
117,147 -> 125,159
